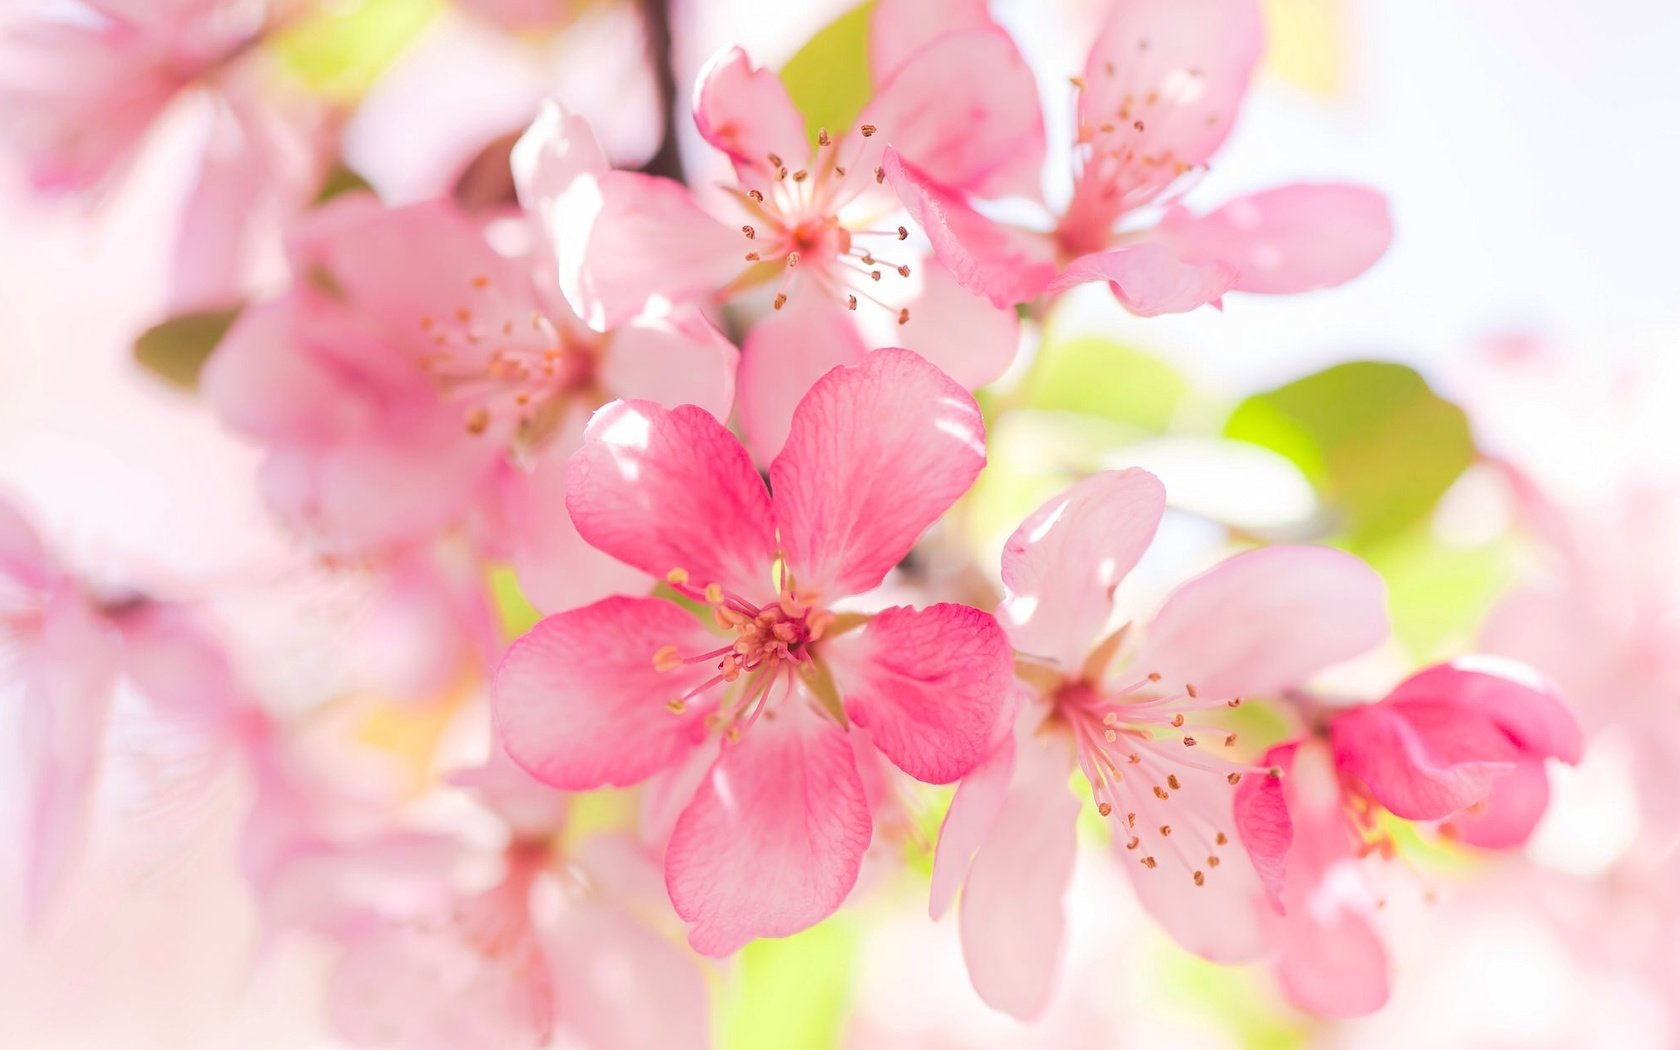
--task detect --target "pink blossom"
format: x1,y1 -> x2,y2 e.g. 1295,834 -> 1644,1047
203,193 -> 735,610
493,349 -> 1013,953
1248,657 -> 1583,1015
513,29 -> 1031,457
932,470 -> 1390,1019
883,0 -> 1393,314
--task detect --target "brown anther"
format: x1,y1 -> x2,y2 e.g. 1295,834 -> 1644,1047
817,128 -> 831,147
1147,672 -> 1162,682
1227,697 -> 1242,708
1152,785 -> 1169,800
897,225 -> 908,240
1215,832 -> 1228,846
745,251 -> 761,262
1224,733 -> 1237,747
1103,729 -> 1119,743
870,270 -> 882,281
1097,802 -> 1113,816
847,295 -> 858,311
860,124 -> 877,137
1159,824 -> 1172,837
1126,835 -> 1140,850
1183,736 -> 1196,747
1133,120 -> 1145,132
1185,683 -> 1198,698
1171,713 -> 1185,728
1227,772 -> 1242,785
896,264 -> 910,277
875,166 -> 885,184
1192,870 -> 1205,886
1166,774 -> 1181,790
766,152 -> 783,168
787,252 -> 801,268
896,308 -> 910,325
1146,90 -> 1160,105
742,225 -> 756,239
1069,75 -> 1085,89
471,275 -> 490,290
834,165 -> 847,177
464,407 -> 490,434
777,167 -> 789,180
1126,812 -> 1136,826
1128,753 -> 1141,764
1207,855 -> 1220,868
773,293 -> 789,310
748,189 -> 764,202
666,698 -> 687,714
792,169 -> 808,183
1142,856 -> 1157,869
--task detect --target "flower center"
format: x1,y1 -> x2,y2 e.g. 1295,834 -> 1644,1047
416,275 -> 600,447
654,570 -> 836,744
1047,670 -> 1265,888
729,125 -> 916,324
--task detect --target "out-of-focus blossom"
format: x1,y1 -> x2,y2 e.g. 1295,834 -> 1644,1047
495,349 -> 1012,953
884,0 -> 1392,314
932,468 -> 1390,1018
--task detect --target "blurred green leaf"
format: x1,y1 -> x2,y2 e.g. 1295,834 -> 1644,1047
488,565 -> 541,639
722,917 -> 858,1050
1224,361 -> 1473,547
271,0 -> 442,102
1365,524 -> 1516,659
314,161 -> 375,205
780,2 -> 875,148
133,307 -> 241,391
1020,334 -> 1192,432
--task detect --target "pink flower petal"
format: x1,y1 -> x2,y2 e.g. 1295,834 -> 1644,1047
1158,184 -> 1393,294
666,708 -> 871,954
566,399 -> 775,597
872,259 -> 1020,392
870,0 -> 994,80
493,597 -> 718,790
1330,699 -> 1519,821
1077,0 -> 1263,205
737,294 -> 868,465
771,349 -> 986,597
957,730 -> 1081,1021
886,148 -> 1058,308
692,46 -> 809,184
1442,755 -> 1552,850
548,899 -> 710,1050
0,494 -> 51,592
826,603 -> 1013,784
930,731 -> 1014,920
1000,469 -> 1166,670
1135,545 -> 1390,699
1234,750 -> 1293,912
600,311 -> 740,424
201,298 -> 364,444
1047,243 -> 1238,316
864,27 -> 1046,200
1384,656 -> 1584,764
1275,903 -> 1390,1018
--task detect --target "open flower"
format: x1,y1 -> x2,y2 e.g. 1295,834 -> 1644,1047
931,470 -> 1391,1019
1244,657 -> 1583,1016
493,349 -> 1013,953
513,30 -> 1033,459
885,0 -> 1393,314
203,193 -> 736,611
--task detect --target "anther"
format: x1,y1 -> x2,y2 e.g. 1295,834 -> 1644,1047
654,643 -> 681,672
472,275 -> 490,289
1171,714 -> 1185,728
767,152 -> 783,168
1215,832 -> 1228,846
465,407 -> 490,434
773,293 -> 788,310
1207,855 -> 1220,868
870,270 -> 882,281
1185,683 -> 1198,698
817,128 -> 831,146
1192,870 -> 1205,886
1224,733 -> 1237,747
1097,802 -> 1113,816
1142,856 -> 1157,869
748,189 -> 764,202
1227,772 -> 1242,785
897,226 -> 908,240
1166,774 -> 1181,790
875,166 -> 885,184
1183,736 -> 1196,747
1159,824 -> 1172,836
703,583 -> 724,604
1147,672 -> 1162,682
896,308 -> 910,325
666,568 -> 690,586
792,169 -> 808,183
787,252 -> 800,268
666,698 -> 687,713
847,295 -> 858,311
896,264 -> 910,277
745,252 -> 761,261
1126,835 -> 1139,849
742,225 -> 756,239
1152,785 -> 1169,800
860,124 -> 877,137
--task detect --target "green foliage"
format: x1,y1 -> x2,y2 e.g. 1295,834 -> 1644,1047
780,3 -> 876,148
272,0 -> 442,102
1224,361 -> 1474,547
314,162 -> 375,205
488,565 -> 542,639
1019,334 -> 1192,432
722,917 -> 859,1050
1365,523 -> 1516,658
133,307 -> 242,391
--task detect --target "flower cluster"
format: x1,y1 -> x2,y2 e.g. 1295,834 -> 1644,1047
5,0 -> 1644,1046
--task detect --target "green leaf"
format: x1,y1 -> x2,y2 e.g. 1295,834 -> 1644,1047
488,565 -> 542,639
779,2 -> 875,148
133,307 -> 242,391
314,161 -> 375,205
1365,523 -> 1517,659
1223,361 -> 1473,547
721,917 -> 858,1050
1020,334 -> 1192,432
271,0 -> 442,102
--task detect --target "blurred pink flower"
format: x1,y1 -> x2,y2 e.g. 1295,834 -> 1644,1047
884,0 -> 1393,314
1247,658 -> 1583,1016
931,469 -> 1390,1019
494,349 -> 1012,954
202,193 -> 736,610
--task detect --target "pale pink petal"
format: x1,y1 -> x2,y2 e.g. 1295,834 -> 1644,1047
0,494 -> 51,592
600,311 -> 739,423
512,100 -> 610,312
1135,545 -> 1390,699
957,730 -> 1081,1021
566,399 -> 775,597
864,28 -> 1045,200
20,591 -> 121,923
1383,657 -> 1584,764
493,597 -> 718,790
1329,700 -> 1519,821
549,900 -> 710,1050
1047,243 -> 1238,316
169,99 -> 268,311
115,603 -> 247,726
871,0 -> 994,81
1443,755 -> 1552,850
930,732 -> 1014,920
825,603 -> 1013,784
201,298 -> 362,444
1158,184 -> 1393,294
666,708 -> 871,954
886,148 -> 1058,308
692,46 -> 809,184
771,349 -> 986,597
448,746 -> 570,842
736,294 -> 868,465
874,259 -> 1020,392
999,469 -> 1166,669
1077,0 -> 1264,205
1276,905 -> 1390,1018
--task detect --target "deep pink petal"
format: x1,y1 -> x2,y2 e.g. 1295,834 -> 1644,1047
1047,243 -> 1238,316
999,469 -> 1166,670
1330,700 -> 1519,821
826,603 -> 1013,784
864,28 -> 1045,200
600,311 -> 739,423
1234,753 -> 1293,912
870,0 -> 994,80
958,730 -> 1081,1021
666,709 -> 871,954
771,349 -> 986,597
1158,184 -> 1393,294
874,259 -> 1020,392
886,149 -> 1057,308
549,900 -> 710,1050
1135,545 -> 1390,699
1442,755 -> 1552,850
493,597 -> 718,790
1077,0 -> 1263,205
930,731 -> 1014,919
692,46 -> 808,184
566,399 -> 775,597
1383,657 -> 1584,764
737,295 -> 868,465
20,591 -> 121,922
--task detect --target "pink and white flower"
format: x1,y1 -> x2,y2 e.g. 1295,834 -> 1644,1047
493,349 -> 1013,953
